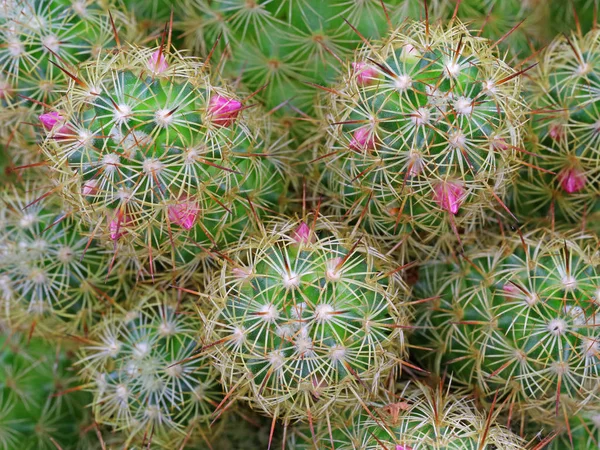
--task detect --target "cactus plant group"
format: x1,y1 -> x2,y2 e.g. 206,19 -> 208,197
2,0 -> 600,449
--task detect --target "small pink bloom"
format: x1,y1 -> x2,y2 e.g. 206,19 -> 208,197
167,198 -> 199,230
352,61 -> 378,85
39,111 -> 72,138
208,94 -> 242,127
502,283 -> 519,297
558,166 -> 586,194
549,123 -> 564,142
292,222 -> 313,244
433,181 -> 465,215
109,211 -> 130,241
82,179 -> 99,196
148,49 -> 168,73
491,137 -> 509,151
349,127 -> 376,152
396,446 -> 413,450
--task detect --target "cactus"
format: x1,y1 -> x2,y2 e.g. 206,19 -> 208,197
0,181 -> 131,335
512,29 -> 600,224
412,233 -> 600,430
315,20 -> 526,256
76,287 -> 223,447
204,215 -> 411,421
286,381 -> 528,449
0,329 -> 91,450
39,44 -> 290,281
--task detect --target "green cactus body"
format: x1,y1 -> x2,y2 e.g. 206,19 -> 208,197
316,20 -> 525,256
287,381 -> 528,449
514,29 -> 600,224
205,216 -> 410,421
0,182 -> 129,335
78,289 -> 222,447
0,331 -> 91,450
39,45 -> 289,281
413,234 -> 600,423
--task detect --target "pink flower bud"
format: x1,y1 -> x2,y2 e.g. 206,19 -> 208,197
502,283 -> 519,297
558,166 -> 586,194
292,222 -> 313,244
352,62 -> 378,85
491,136 -> 509,151
549,123 -> 564,142
39,111 -> 72,139
167,198 -> 199,230
396,446 -> 413,450
148,49 -> 168,73
349,127 -> 375,152
433,181 -> 465,215
208,94 -> 242,127
82,179 -> 99,196
109,211 -> 130,241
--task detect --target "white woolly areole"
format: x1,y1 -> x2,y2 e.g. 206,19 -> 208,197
166,363 -> 183,378
231,327 -> 246,346
113,104 -> 132,125
483,80 -> 496,93
259,303 -> 279,323
444,61 -> 462,78
411,108 -> 430,127
102,153 -> 120,173
329,344 -> 347,362
547,318 -> 568,337
268,350 -> 285,370
158,321 -> 176,337
7,39 -> 23,57
282,271 -> 300,289
290,302 -> 307,320
448,130 -> 467,148
19,213 -> 36,228
454,97 -> 473,116
104,337 -> 122,357
133,341 -> 151,358
576,62 -> 592,76
564,305 -> 586,327
30,268 -> 47,284
581,337 -> 599,359
57,246 -> 74,263
41,34 -> 60,54
142,158 -> 164,176
155,108 -> 174,127
314,304 -> 335,322
294,333 -> 314,357
394,75 -> 412,91
561,274 -> 577,291
78,130 -> 95,148
115,384 -> 129,401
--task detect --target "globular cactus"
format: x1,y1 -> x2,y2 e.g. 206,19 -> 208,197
315,20 -> 527,256
412,233 -> 600,430
204,215 -> 411,421
77,288 -> 223,447
39,44 -> 290,282
286,381 -> 528,449
513,29 -> 600,224
0,330 -> 91,450
0,181 -> 130,335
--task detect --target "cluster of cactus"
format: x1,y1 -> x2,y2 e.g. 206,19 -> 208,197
3,0 -> 600,449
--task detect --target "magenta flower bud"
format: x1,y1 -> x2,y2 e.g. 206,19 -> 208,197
433,181 -> 465,215
82,179 -> 99,196
109,211 -> 130,241
352,62 -> 378,85
148,49 -> 168,73
558,166 -> 586,194
167,198 -> 199,230
502,283 -> 519,296
39,111 -> 72,139
292,222 -> 313,244
349,127 -> 375,152
208,94 -> 242,127
549,123 -> 564,142
396,446 -> 413,450
491,136 -> 509,151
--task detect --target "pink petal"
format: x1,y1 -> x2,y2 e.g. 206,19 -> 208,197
167,199 -> 199,230
558,166 -> 586,194
349,127 -> 376,152
209,94 -> 242,127
109,211 -> 130,241
82,179 -> 99,196
549,123 -> 564,142
39,111 -> 62,130
352,62 -> 378,85
148,49 -> 169,73
396,446 -> 413,450
433,182 -> 465,215
292,222 -> 313,244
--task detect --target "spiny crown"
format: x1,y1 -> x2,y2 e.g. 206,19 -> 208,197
205,214 -> 411,420
317,20 -> 526,248
77,288 -> 222,443
413,233 -> 600,410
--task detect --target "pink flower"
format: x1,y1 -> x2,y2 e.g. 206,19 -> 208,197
433,181 -> 465,215
39,111 -> 72,139
109,211 -> 131,241
208,94 -> 242,127
549,123 -> 564,142
292,222 -> 313,244
82,179 -> 99,196
148,49 -> 168,73
558,166 -> 586,194
352,62 -> 378,85
349,127 -> 376,152
167,198 -> 199,230
396,446 -> 413,450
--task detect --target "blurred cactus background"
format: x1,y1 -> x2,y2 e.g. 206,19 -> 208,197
1,0 -> 600,449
